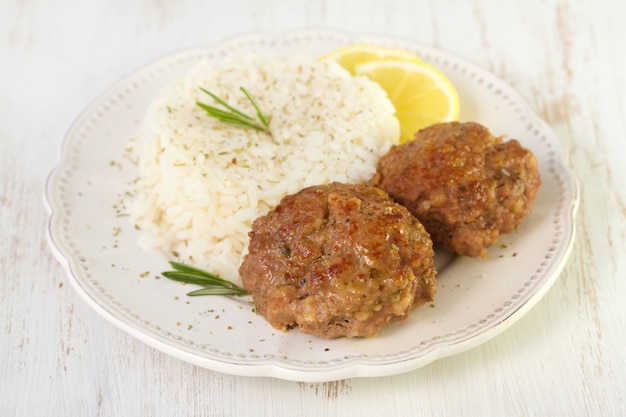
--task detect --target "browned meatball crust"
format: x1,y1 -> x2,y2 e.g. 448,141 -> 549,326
239,182 -> 436,339
372,122 -> 541,258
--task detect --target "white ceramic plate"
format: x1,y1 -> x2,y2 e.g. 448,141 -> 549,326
44,29 -> 579,382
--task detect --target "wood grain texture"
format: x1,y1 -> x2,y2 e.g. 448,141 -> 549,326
1,0 -> 625,416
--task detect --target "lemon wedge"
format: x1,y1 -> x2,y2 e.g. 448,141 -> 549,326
355,59 -> 460,143
320,44 -> 422,75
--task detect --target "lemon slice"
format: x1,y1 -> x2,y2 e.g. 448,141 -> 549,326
355,60 -> 460,143
320,44 -> 422,75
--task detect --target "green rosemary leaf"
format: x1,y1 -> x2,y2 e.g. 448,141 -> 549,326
197,87 -> 269,132
186,287 -> 249,297
168,261 -> 219,278
240,86 -> 269,128
161,271 -> 224,287
198,88 -> 254,121
162,261 -> 249,297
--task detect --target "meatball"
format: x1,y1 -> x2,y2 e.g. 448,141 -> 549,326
371,122 -> 541,258
239,182 -> 436,339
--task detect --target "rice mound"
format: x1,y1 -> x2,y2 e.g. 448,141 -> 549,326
130,54 -> 400,279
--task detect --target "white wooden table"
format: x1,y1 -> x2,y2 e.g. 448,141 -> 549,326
2,1 -> 625,415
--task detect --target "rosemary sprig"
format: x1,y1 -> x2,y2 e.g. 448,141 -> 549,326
197,86 -> 270,132
162,261 -> 249,297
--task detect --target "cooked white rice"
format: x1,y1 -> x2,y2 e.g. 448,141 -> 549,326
130,54 -> 400,279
